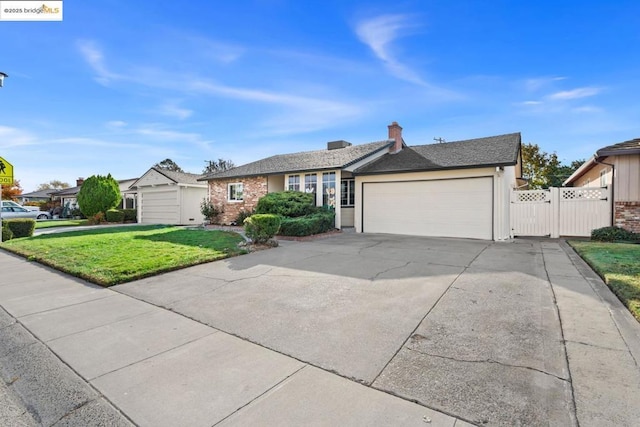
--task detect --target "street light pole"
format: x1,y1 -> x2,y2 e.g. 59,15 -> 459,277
0,71 -> 7,242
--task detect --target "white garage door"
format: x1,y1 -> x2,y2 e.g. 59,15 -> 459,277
362,177 -> 493,239
140,190 -> 180,224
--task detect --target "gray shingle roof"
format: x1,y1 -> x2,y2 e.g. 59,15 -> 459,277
200,140 -> 393,180
355,133 -> 521,174
597,138 -> 640,156
153,168 -> 205,185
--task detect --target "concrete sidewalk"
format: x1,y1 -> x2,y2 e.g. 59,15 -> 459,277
0,251 -> 469,427
1,234 -> 639,426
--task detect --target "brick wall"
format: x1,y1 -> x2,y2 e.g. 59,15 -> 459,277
615,202 -> 640,233
209,176 -> 268,224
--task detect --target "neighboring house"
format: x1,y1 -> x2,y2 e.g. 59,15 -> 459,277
564,138 -> 640,233
131,168 -> 207,225
19,189 -> 56,204
51,177 -> 138,215
200,122 -> 522,241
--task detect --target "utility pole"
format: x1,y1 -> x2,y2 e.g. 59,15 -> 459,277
434,137 -> 445,144
0,71 -> 7,242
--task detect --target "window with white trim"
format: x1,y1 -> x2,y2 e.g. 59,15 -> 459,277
322,172 -> 336,208
228,183 -> 243,201
341,179 -> 355,207
599,170 -> 607,187
304,173 -> 317,195
287,174 -> 300,191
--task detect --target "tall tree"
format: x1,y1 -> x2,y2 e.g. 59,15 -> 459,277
1,180 -> 22,200
37,180 -> 70,191
521,143 -> 583,189
203,158 -> 236,174
154,158 -> 184,172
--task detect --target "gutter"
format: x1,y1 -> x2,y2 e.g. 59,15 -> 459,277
594,158 -> 616,227
563,156 -> 597,186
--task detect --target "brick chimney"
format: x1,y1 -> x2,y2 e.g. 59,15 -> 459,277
388,121 -> 403,153
76,177 -> 84,187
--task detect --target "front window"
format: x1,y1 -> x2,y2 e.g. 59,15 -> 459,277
304,174 -> 317,195
228,183 -> 243,201
287,175 -> 300,191
341,179 -> 355,207
322,172 -> 336,209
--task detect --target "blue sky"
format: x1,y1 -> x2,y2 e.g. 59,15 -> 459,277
1,0 -> 639,192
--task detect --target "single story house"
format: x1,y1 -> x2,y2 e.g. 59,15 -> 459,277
131,168 -> 207,225
19,188 -> 57,204
200,122 -> 522,241
51,178 -> 138,216
564,138 -> 640,233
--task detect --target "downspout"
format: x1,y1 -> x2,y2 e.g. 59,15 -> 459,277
594,157 -> 615,227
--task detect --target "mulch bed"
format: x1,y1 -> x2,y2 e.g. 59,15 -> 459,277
205,224 -> 343,242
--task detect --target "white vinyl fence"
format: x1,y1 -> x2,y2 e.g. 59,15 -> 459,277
511,187 -> 611,238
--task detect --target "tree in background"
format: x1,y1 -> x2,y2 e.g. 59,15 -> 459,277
521,143 -> 583,189
154,158 -> 184,172
1,180 -> 23,200
37,180 -> 70,191
203,158 -> 236,174
77,174 -> 121,217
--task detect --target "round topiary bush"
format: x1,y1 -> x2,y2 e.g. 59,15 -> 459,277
77,174 -> 122,218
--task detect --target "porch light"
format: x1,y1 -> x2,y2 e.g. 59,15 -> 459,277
0,72 -> 7,87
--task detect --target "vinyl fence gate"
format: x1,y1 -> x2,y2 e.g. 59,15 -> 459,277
510,187 -> 611,238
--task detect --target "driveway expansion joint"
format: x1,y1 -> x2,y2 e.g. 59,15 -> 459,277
405,347 -> 570,382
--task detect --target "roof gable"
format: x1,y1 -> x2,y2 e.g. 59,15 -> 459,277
200,140 -> 393,180
132,168 -> 205,188
355,133 -> 521,174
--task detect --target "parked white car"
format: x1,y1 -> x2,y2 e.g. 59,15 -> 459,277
1,200 -> 41,212
1,206 -> 50,220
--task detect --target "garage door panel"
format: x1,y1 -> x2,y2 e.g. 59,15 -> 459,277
362,178 -> 493,240
140,190 -> 179,224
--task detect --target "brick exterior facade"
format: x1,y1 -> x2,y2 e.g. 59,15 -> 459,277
209,176 -> 268,224
615,201 -> 640,233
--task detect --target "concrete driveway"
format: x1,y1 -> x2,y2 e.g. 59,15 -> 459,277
1,232 -> 639,426
114,233 -> 640,426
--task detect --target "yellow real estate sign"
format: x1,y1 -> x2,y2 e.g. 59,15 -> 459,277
0,156 -> 14,185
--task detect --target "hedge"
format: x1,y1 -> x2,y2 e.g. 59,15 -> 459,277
255,191 -> 316,218
2,224 -> 13,241
105,209 -> 125,223
121,209 -> 137,222
279,210 -> 335,237
2,219 -> 36,239
591,226 -> 639,243
244,214 -> 281,243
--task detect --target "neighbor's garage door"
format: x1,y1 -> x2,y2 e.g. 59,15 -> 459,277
140,190 -> 179,224
362,177 -> 493,239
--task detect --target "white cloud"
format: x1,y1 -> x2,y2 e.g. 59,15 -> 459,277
76,40 -> 122,85
520,100 -> 543,106
524,76 -> 566,92
354,14 -> 425,85
0,125 -> 38,147
548,87 -> 602,100
158,102 -> 193,120
106,120 -> 127,128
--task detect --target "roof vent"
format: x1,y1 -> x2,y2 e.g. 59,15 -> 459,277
327,140 -> 352,150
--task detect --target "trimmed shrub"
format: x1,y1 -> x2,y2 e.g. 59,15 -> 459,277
2,224 -> 13,241
105,209 -> 125,223
244,214 -> 281,243
279,210 -> 335,236
255,191 -> 316,218
234,209 -> 254,226
3,219 -> 36,238
591,226 -> 639,243
77,174 -> 122,218
121,209 -> 137,222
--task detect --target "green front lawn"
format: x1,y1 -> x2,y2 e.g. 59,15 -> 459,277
1,225 -> 246,286
35,219 -> 89,229
569,241 -> 640,321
